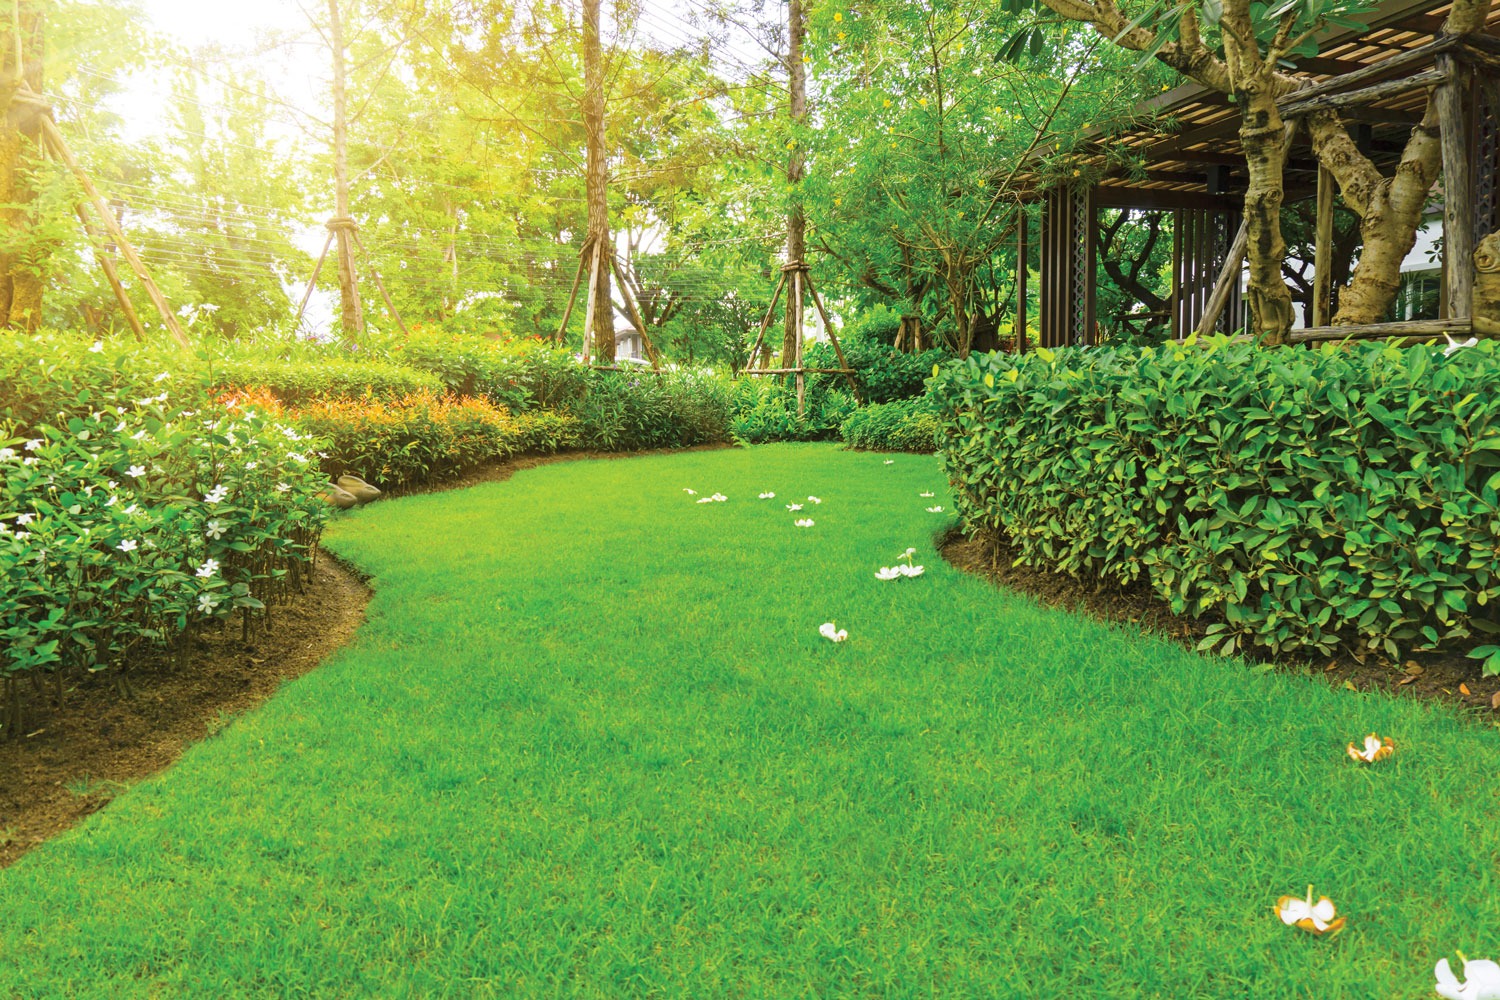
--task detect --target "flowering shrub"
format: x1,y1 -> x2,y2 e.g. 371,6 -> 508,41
931,337 -> 1500,670
287,392 -> 580,487
0,387 -> 330,735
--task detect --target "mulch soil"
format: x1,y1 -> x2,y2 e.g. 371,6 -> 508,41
941,528 -> 1500,718
0,444 -> 733,869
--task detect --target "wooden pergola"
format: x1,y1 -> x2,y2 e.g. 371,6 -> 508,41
1015,0 -> 1500,348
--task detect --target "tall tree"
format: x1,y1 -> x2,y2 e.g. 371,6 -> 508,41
0,1 -> 46,331
582,0 -> 612,362
326,0 -> 364,339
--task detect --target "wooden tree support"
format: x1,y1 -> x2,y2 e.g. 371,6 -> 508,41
294,231 -> 335,331
741,262 -> 860,414
607,253 -> 662,369
71,203 -> 146,342
349,228 -> 410,337
25,93 -> 189,350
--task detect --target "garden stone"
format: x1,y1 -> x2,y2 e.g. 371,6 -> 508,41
336,475 -> 381,503
322,484 -> 358,509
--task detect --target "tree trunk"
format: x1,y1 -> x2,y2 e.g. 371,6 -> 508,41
0,3 -> 45,332
583,0 -> 613,363
328,0 -> 364,340
1474,231 -> 1500,336
1238,90 -> 1296,343
781,0 -> 807,367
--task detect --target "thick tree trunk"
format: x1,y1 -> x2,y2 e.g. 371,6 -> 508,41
328,0 -> 364,340
1474,231 -> 1500,336
583,0 -> 613,363
0,3 -> 45,332
1237,90 -> 1296,342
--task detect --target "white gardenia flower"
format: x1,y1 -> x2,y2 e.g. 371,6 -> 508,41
24,438 -> 42,452
131,429 -> 148,441
88,341 -> 104,353
1435,957 -> 1500,1000
123,503 -> 140,515
920,492 -> 935,498
758,492 -> 775,499
697,496 -> 715,504
276,483 -> 291,493
0,447 -> 15,461
113,421 -> 126,433
196,558 -> 220,578
205,519 -> 226,540
16,513 -> 34,525
105,495 -> 119,508
794,518 -> 814,528
116,539 -> 138,552
197,592 -> 220,613
245,461 -> 258,470
684,488 -> 697,495
286,452 -> 309,464
875,566 -> 903,580
808,496 -> 821,504
204,485 -> 229,504
153,372 -> 170,383
106,480 -> 118,490
926,506 -> 945,513
818,622 -> 848,643
786,503 -> 803,512
883,459 -> 894,465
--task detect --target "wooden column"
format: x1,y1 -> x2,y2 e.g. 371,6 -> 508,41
1016,209 -> 1028,352
1437,49 -> 1475,319
1039,185 -> 1089,348
1313,167 -> 1335,327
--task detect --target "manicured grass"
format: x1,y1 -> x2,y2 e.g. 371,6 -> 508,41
2,442 -> 1498,998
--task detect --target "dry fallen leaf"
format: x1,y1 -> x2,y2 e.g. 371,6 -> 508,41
1325,660 -> 1339,673
1344,680 -> 1358,691
1398,675 -> 1418,687
1461,683 -> 1473,696
1491,691 -> 1500,711
1404,663 -> 1425,677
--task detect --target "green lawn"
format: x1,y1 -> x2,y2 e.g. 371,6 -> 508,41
3,443 -> 1498,998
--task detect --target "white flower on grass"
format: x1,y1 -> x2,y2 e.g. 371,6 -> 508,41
195,558 -> 220,579
276,483 -> 291,493
126,464 -> 146,478
1435,956 -> 1500,1000
1347,734 -> 1394,763
710,493 -> 728,502
88,341 -> 104,353
203,485 -> 229,505
116,539 -> 138,553
24,439 -> 42,452
875,566 -> 903,580
920,492 -> 935,498
926,506 -> 945,513
759,492 -> 776,499
794,518 -> 815,528
16,513 -> 34,525
883,459 -> 895,465
1274,887 -> 1345,936
697,496 -> 714,504
684,488 -> 697,495
786,503 -> 803,512
877,547 -> 924,580
197,592 -> 221,614
205,519 -> 226,540
818,622 -> 848,643
808,496 -> 821,504
898,564 -> 925,577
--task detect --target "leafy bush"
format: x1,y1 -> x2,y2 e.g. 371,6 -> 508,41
378,329 -> 589,412
727,376 -> 856,444
283,392 -> 580,487
1,386 -> 331,734
841,396 -> 940,453
210,358 -> 441,406
932,337 -> 1500,672
567,370 -> 732,451
807,340 -> 949,404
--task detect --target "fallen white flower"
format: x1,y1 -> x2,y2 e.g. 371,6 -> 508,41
710,493 -> 727,502
1436,957 -> 1500,1000
884,459 -> 895,465
818,622 -> 848,643
875,566 -> 903,580
1347,733 -> 1394,763
898,564 -> 925,577
920,492 -> 935,498
697,496 -> 714,504
786,503 -> 803,511
1444,334 -> 1480,357
684,488 -> 697,495
1275,889 -> 1345,935
808,496 -> 821,504
759,492 -> 775,499
926,505 -> 944,513
794,518 -> 814,527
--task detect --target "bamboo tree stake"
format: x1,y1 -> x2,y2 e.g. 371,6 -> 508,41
34,110 -> 189,349
1312,166 -> 1335,327
554,249 -> 589,345
607,252 -> 662,369
581,239 -> 602,364
294,230 -> 335,331
350,228 -> 410,336
744,271 -> 788,372
71,202 -> 146,342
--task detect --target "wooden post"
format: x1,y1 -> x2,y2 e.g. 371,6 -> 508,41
35,113 -> 189,349
1194,219 -> 1250,339
806,271 -> 862,403
1312,167 -> 1335,327
554,250 -> 589,345
744,271 -> 787,372
607,253 -> 663,368
582,0 -> 613,363
349,229 -> 410,337
327,0 -> 364,339
791,268 -> 805,417
1016,210 -> 1028,353
1436,51 -> 1474,319
581,239 -> 601,364
294,230 -> 334,331
72,202 -> 146,342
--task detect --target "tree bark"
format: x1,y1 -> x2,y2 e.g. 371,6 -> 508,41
328,0 -> 364,340
782,0 -> 807,367
1474,231 -> 1500,336
583,0 -> 613,363
0,3 -> 44,331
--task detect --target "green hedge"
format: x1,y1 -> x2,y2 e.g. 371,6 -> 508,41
727,377 -> 855,444
931,338 -> 1500,671
840,397 -> 940,453
210,358 -> 442,405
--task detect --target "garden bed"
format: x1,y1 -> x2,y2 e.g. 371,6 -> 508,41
0,556 -> 368,868
941,526 -> 1500,714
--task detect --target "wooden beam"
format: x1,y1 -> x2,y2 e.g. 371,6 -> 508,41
804,270 -> 862,402
294,231 -> 334,332
1313,166 -> 1336,327
1279,66 -> 1449,118
1016,210 -> 1028,352
1290,317 -> 1472,342
72,202 -> 146,342
744,271 -> 787,371
553,250 -> 588,345
607,253 -> 662,369
1093,187 -> 1241,211
35,109 -> 189,350
1275,36 -> 1456,112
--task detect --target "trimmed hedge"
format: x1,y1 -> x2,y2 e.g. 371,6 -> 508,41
931,337 -> 1500,671
211,358 -> 442,405
841,397 -> 939,453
